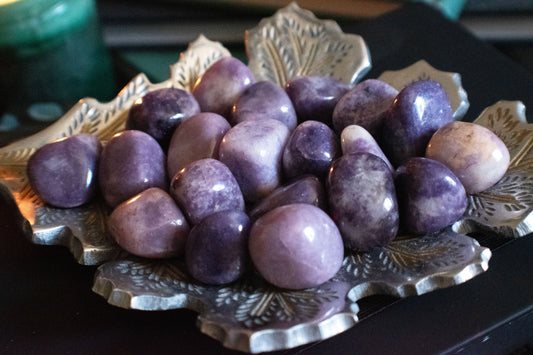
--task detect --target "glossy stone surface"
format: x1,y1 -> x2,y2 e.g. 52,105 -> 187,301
232,80 -> 297,129
27,134 -> 101,208
185,210 -> 250,285
249,175 -> 327,221
249,203 -> 344,290
327,153 -> 399,252
285,76 -> 349,124
395,157 -> 467,235
381,80 -> 453,167
127,88 -> 200,147
426,121 -> 510,194
99,130 -> 167,208
282,120 -> 340,180
170,158 -> 244,225
340,125 -> 393,171
108,187 -> 190,258
192,57 -> 255,118
167,112 -> 230,178
332,79 -> 398,137
218,118 -> 290,202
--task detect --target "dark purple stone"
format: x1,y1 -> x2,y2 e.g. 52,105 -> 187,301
285,76 -> 349,125
381,80 -> 453,167
185,210 -> 250,285
99,130 -> 167,208
232,80 -> 297,129
27,134 -> 101,208
170,158 -> 245,225
395,157 -> 467,235
327,153 -> 399,252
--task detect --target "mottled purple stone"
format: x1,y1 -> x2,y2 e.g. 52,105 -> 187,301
232,80 -> 297,129
395,157 -> 467,235
185,210 -> 250,285
327,153 -> 399,252
282,120 -> 340,180
99,130 -> 167,208
127,88 -> 200,147
170,158 -> 244,225
249,203 -> 344,290
167,112 -> 230,178
108,187 -> 190,258
332,79 -> 398,137
218,118 -> 290,202
340,125 -> 393,171
27,134 -> 101,208
285,76 -> 349,125
381,80 -> 453,167
249,175 -> 327,221
192,57 -> 255,119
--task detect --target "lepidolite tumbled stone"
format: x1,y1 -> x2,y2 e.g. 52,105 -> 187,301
395,157 -> 467,235
340,125 -> 393,171
327,153 -> 399,252
381,80 -> 453,167
426,121 -> 510,194
27,134 -> 101,208
249,203 -> 344,290
332,79 -> 398,137
99,130 -> 167,208
218,118 -> 290,202
170,158 -> 244,225
108,187 -> 190,258
185,210 -> 250,285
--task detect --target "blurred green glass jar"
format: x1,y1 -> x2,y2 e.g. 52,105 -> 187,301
0,0 -> 116,134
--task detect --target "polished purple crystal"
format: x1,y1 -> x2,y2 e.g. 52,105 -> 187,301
185,210 -> 250,285
27,134 -> 101,208
327,153 -> 399,252
99,130 -> 167,208
249,203 -> 344,290
340,125 -> 393,171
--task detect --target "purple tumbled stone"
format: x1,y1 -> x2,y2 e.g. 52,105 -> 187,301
27,134 -> 101,208
185,210 -> 250,285
170,158 -> 244,225
167,112 -> 230,178
108,187 -> 190,258
381,80 -> 453,167
232,80 -> 297,129
127,87 -> 200,147
395,157 -> 467,235
332,79 -> 398,137
340,125 -> 393,171
282,120 -> 340,180
285,76 -> 349,125
327,153 -> 399,252
99,130 -> 167,208
249,203 -> 344,290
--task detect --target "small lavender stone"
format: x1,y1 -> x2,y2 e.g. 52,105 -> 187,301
167,112 -> 230,178
27,134 -> 101,208
127,87 -> 200,147
232,81 -> 297,129
108,187 -> 190,258
249,203 -> 344,290
185,210 -> 250,285
99,130 -> 167,208
282,120 -> 340,180
170,158 -> 244,225
395,157 -> 467,235
327,153 -> 399,252
340,125 -> 393,171
381,80 -> 453,167
285,76 -> 349,124
332,79 -> 398,137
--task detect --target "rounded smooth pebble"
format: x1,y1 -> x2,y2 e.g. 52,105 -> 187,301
108,187 -> 190,258
27,134 -> 101,208
249,203 -> 344,290
185,210 -> 250,285
340,124 -> 393,171
426,121 -> 510,194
